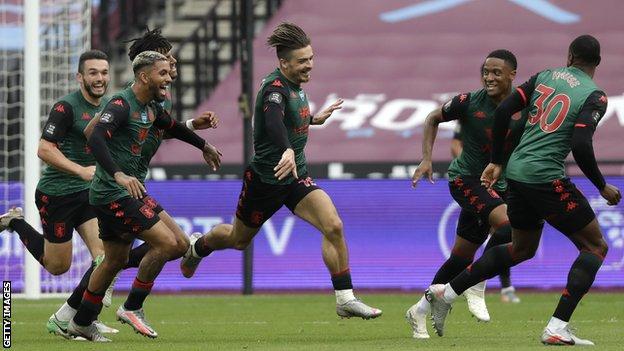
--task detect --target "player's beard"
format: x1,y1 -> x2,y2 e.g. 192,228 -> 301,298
151,84 -> 166,102
84,80 -> 107,99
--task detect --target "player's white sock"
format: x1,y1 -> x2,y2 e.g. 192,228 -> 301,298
416,294 -> 431,314
546,316 -> 568,330
443,283 -> 459,302
55,302 -> 77,322
335,289 -> 356,305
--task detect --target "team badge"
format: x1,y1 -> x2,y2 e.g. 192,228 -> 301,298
298,90 -> 306,101
44,123 -> 56,135
140,110 -> 148,122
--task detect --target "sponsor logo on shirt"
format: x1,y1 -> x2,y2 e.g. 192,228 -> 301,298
271,79 -> 283,88
54,104 -> 65,113
81,112 -> 91,120
473,111 -> 486,119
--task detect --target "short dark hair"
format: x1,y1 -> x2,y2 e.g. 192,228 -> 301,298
132,51 -> 168,75
569,34 -> 601,66
126,27 -> 172,62
485,49 -> 517,70
78,50 -> 108,73
267,22 -> 311,60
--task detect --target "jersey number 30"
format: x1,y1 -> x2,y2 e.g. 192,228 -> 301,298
528,84 -> 570,133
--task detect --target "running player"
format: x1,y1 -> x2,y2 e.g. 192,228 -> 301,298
408,50 -> 523,338
0,50 -> 118,336
426,35 -> 621,346
450,66 -> 521,304
179,22 -> 382,320
66,51 -> 221,342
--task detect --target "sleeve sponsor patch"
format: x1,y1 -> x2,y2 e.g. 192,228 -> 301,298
44,123 -> 56,136
591,110 -> 602,124
100,112 -> 113,123
268,92 -> 283,104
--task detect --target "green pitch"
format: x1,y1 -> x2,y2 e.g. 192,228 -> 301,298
10,292 -> 624,350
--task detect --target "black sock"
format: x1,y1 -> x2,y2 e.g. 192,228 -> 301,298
67,261 -> 97,309
10,219 -> 44,263
431,254 -> 473,285
194,236 -> 214,257
73,289 -> 104,326
124,278 -> 154,311
125,243 -> 150,268
553,251 -> 603,322
331,269 -> 353,290
485,224 -> 512,288
450,244 -> 516,295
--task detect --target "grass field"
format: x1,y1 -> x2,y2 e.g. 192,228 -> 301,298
9,292 -> 624,350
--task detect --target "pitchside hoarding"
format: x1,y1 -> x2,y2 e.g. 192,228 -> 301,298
2,177 -> 623,292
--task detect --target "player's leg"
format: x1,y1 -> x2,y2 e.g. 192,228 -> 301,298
180,168 -> 277,278
291,187 -> 382,319
0,207 -> 47,267
541,179 -> 605,346
484,203 -> 520,303
68,239 -> 131,342
118,217 -> 187,339
427,179 -> 543,336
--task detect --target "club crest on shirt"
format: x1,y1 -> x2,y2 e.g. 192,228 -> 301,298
298,90 -> 306,101
140,110 -> 148,123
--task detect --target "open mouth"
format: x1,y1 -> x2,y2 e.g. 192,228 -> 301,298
159,84 -> 168,97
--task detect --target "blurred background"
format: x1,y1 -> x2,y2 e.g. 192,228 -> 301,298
1,0 -> 623,297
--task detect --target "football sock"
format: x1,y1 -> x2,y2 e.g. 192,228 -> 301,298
335,289 -> 356,305
55,302 -> 77,322
331,268 -> 353,291
485,223 -> 513,288
10,219 -> 44,262
450,244 -> 516,296
431,254 -> 472,284
125,243 -> 150,269
553,251 -> 602,322
66,260 -> 97,310
123,278 -> 154,311
73,290 -> 104,326
194,236 -> 214,257
416,294 -> 431,314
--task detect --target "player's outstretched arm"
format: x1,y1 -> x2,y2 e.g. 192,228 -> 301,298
311,98 -> 343,125
412,107 -> 444,188
188,111 -> 219,130
153,106 -> 222,170
39,101 -> 95,181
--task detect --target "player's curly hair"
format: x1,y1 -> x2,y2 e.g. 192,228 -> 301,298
126,27 -> 172,62
267,22 -> 311,60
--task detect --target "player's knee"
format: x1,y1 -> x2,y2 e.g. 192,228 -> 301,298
233,239 -> 251,251
322,217 -> 344,240
583,239 -> 608,259
514,246 -> 536,262
46,261 -> 71,275
103,255 -> 127,272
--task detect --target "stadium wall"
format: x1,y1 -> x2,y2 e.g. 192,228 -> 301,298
3,177 -> 623,292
